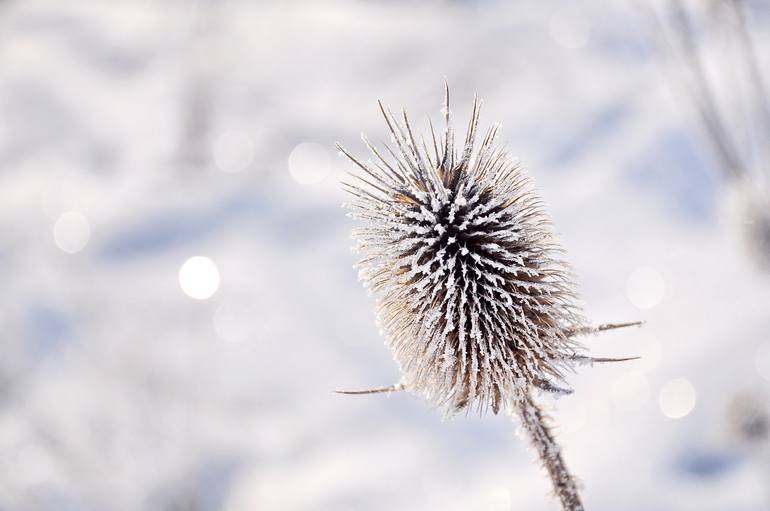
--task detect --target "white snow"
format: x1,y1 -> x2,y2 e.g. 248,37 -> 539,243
1,0 -> 769,510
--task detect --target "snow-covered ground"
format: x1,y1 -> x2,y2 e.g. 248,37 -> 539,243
1,0 -> 769,510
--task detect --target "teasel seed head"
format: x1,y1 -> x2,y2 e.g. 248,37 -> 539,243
338,86 -> 641,511
338,86 -> 640,416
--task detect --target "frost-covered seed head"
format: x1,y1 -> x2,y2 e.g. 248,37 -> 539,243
340,87 -> 587,415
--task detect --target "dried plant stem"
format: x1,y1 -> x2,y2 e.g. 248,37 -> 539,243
566,320 -> 644,337
340,89 -> 638,508
515,389 -> 583,511
334,383 -> 405,395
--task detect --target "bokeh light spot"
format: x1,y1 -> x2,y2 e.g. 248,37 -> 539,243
626,266 -> 665,309
179,256 -> 220,300
53,211 -> 90,254
288,142 -> 330,185
659,378 -> 696,419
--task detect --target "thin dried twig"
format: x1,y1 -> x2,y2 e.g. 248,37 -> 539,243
515,389 -> 583,511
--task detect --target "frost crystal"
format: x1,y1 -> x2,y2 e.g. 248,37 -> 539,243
339,87 -> 587,416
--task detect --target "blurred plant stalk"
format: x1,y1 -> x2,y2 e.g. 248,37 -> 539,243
177,0 -> 223,172
646,0 -> 770,267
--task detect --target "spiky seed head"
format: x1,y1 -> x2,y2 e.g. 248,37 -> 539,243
339,87 -> 587,415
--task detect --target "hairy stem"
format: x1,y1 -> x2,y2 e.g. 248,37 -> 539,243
514,388 -> 584,511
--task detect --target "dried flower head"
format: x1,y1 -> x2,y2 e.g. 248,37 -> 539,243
339,87 -> 634,413
337,86 -> 639,511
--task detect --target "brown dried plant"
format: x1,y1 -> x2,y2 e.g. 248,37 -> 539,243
337,86 -> 640,511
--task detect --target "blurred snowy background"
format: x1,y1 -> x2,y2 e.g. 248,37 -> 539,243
1,0 -> 770,510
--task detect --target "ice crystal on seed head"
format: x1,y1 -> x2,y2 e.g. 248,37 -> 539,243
339,87 -> 587,415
